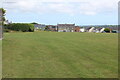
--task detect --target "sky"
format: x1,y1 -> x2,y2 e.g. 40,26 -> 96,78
0,0 -> 119,25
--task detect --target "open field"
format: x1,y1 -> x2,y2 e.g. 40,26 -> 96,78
2,32 -> 118,78
0,40 -> 2,79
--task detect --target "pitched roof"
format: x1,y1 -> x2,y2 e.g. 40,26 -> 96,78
47,25 -> 57,27
97,27 -> 103,31
86,27 -> 92,30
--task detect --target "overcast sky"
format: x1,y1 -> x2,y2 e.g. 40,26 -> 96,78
0,0 -> 119,25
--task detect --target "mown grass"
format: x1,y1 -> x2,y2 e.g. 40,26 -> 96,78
0,40 -> 2,79
2,32 -> 118,78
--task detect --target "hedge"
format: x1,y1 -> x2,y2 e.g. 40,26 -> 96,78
4,23 -> 34,32
104,28 -> 110,33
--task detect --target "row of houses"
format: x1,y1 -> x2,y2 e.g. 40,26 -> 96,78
34,24 -> 108,33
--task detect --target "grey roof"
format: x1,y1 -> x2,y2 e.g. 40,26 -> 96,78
97,28 -> 103,31
109,27 -> 118,30
47,25 -> 57,27
86,27 -> 92,30
57,24 -> 75,26
34,24 -> 46,28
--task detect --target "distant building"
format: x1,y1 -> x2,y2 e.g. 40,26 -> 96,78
74,26 -> 80,32
93,27 -> 105,33
57,24 -> 75,32
4,20 -> 12,24
47,25 -> 57,31
34,24 -> 46,31
80,28 -> 85,32
99,28 -> 105,33
86,27 -> 95,32
109,26 -> 119,33
89,27 -> 95,32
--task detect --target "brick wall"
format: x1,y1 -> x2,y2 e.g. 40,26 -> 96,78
74,27 -> 80,32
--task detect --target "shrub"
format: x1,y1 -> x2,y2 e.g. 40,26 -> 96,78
104,28 -> 110,33
5,23 -> 34,32
4,29 -> 11,32
44,26 -> 50,31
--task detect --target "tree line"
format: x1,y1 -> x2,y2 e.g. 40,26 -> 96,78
4,23 -> 34,32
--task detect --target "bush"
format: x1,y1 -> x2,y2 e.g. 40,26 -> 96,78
4,29 -> 11,32
4,23 -> 34,32
112,30 -> 117,33
104,28 -> 110,33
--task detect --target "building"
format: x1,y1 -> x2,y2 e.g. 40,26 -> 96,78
93,27 -> 105,33
99,28 -> 105,33
80,28 -> 85,32
34,24 -> 46,31
74,26 -> 80,32
47,25 -> 57,31
4,20 -> 12,24
109,26 -> 118,33
57,24 -> 75,32
88,27 -> 95,32
86,27 -> 95,32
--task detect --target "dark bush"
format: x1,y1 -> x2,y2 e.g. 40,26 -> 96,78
5,23 -> 34,32
4,29 -> 11,32
104,28 -> 110,33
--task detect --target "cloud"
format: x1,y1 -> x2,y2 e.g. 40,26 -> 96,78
3,0 -> 119,15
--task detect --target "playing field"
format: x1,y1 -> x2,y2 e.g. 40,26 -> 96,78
2,32 -> 118,78
0,40 -> 2,79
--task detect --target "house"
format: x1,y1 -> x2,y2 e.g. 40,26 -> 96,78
57,24 -> 75,32
80,27 -> 85,32
86,27 -> 95,32
74,26 -> 80,32
88,27 -> 95,32
94,27 -> 105,33
99,28 -> 105,33
47,25 -> 57,31
109,26 -> 119,33
34,24 -> 46,31
4,20 -> 12,24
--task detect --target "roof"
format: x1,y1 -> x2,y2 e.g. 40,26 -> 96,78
86,27 -> 92,30
97,27 -> 103,31
34,24 -> 46,28
109,27 -> 118,30
47,25 -> 57,27
57,24 -> 75,26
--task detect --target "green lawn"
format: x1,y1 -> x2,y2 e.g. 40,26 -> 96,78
2,32 -> 118,78
0,40 -> 2,79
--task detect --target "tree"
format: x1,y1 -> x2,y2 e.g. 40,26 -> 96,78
0,8 -> 6,39
31,22 -> 38,24
44,26 -> 50,31
0,8 -> 6,22
5,23 -> 34,32
104,28 -> 110,33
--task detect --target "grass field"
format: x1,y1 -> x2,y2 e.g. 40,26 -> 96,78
0,40 -> 2,79
2,32 -> 118,78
